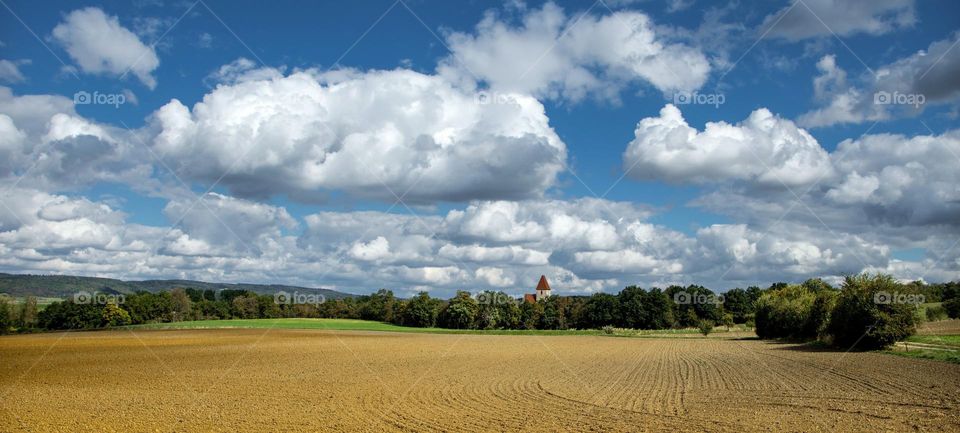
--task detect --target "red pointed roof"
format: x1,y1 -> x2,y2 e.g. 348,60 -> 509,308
536,275 -> 551,291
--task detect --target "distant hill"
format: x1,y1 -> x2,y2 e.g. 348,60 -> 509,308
0,273 -> 356,300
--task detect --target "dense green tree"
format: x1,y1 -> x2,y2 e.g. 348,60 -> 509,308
539,296 -> 571,330
666,285 -> 720,327
360,289 -> 397,322
643,289 -> 673,329
945,298 -> 960,319
194,299 -> 231,319
808,289 -> 838,337
19,296 -> 38,328
519,300 -> 543,330
754,284 -> 819,339
184,288 -> 205,303
402,292 -> 441,328
231,295 -> 260,319
439,291 -> 479,329
565,297 -> 588,330
0,297 -> 11,333
828,274 -> 917,350
722,288 -> 753,324
37,301 -> 103,329
617,286 -> 649,329
170,288 -> 192,321
102,302 -> 132,327
257,295 -> 282,318
475,291 -> 519,329
582,293 -> 620,328
125,292 -> 174,324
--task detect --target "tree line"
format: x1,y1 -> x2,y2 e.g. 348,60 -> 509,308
2,274 -> 958,350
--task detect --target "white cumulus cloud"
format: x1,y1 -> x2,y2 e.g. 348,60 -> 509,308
438,2 -> 711,102
51,7 -> 160,88
152,67 -> 566,204
624,104 -> 833,186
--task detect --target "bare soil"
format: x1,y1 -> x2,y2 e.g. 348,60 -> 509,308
1,329 -> 958,432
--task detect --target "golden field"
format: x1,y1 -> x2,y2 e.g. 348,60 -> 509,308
1,329 -> 959,432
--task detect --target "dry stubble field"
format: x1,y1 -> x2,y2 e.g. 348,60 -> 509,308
1,329 -> 959,432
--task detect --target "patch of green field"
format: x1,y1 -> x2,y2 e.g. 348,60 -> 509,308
886,348 -> 960,364
2,296 -> 62,311
906,334 -> 960,348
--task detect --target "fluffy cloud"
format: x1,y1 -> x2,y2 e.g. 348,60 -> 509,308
826,131 -> 960,227
623,104 -> 833,186
162,193 -> 297,256
622,103 -> 960,284
0,87 -> 150,189
0,59 -> 28,83
438,2 -> 710,102
51,7 -> 160,88
799,33 -> 960,127
152,66 -> 566,204
0,182 -> 955,296
759,0 -> 915,41
686,128 -> 960,281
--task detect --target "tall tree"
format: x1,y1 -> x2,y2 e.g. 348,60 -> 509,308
617,286 -> 649,329
583,293 -> 620,328
19,296 -> 38,328
439,291 -> 479,329
170,288 -> 193,322
402,292 -> 441,328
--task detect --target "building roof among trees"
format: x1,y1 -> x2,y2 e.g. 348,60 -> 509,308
536,275 -> 551,291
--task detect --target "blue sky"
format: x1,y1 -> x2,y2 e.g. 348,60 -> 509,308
0,0 -> 958,295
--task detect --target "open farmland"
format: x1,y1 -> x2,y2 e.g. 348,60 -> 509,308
2,329 -> 959,432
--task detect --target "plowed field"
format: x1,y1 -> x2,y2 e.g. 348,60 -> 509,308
2,329 -> 958,432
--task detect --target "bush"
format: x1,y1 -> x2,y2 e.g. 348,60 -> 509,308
754,284 -> 822,340
827,274 -> 917,350
925,304 -> 948,322
602,325 -> 615,335
102,303 -> 132,327
944,298 -> 960,319
698,320 -> 714,336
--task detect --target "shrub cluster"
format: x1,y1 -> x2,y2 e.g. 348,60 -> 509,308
753,274 -> 921,350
